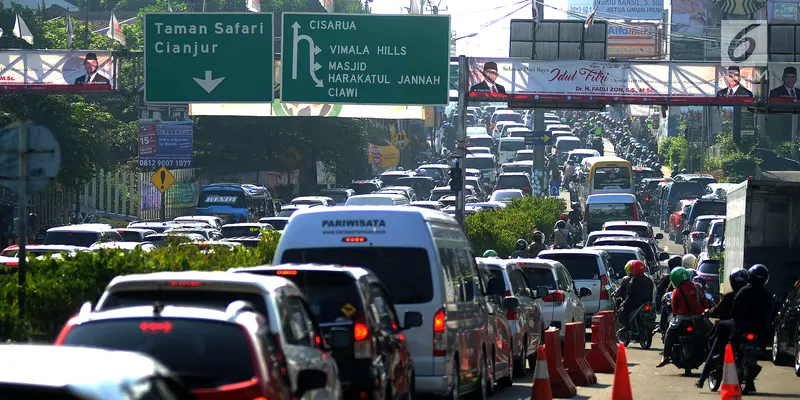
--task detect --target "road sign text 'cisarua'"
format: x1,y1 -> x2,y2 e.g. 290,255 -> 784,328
144,13 -> 274,103
280,13 -> 450,105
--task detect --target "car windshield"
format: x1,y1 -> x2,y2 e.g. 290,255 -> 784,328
606,252 -> 639,272
277,208 -> 300,217
491,191 -> 522,202
496,113 -> 522,123
62,319 -> 255,389
380,174 -> 405,186
221,225 -> 262,238
262,219 -> 288,230
502,165 -> 530,174
605,225 -> 650,238
430,190 -> 454,201
698,261 -> 720,274
537,254 -> 599,280
516,152 -> 534,161
594,239 -> 656,261
464,157 -> 494,170
44,231 -> 100,247
258,270 -> 365,323
1,248 -> 77,257
467,137 -> 493,148
117,231 -> 145,242
556,139 -> 581,152
497,175 -> 530,187
688,177 -> 717,186
569,153 -> 593,164
348,182 -> 379,195
197,190 -> 245,208
594,167 -> 631,190
396,178 -> 433,193
521,267 -> 557,289
320,191 -> 349,204
691,201 -> 726,220
694,219 -> 714,233
419,168 -> 444,180
711,222 -> 725,236
669,182 -> 705,200
588,204 -> 635,227
499,141 -> 526,152
279,247 -> 433,304
100,290 -> 269,318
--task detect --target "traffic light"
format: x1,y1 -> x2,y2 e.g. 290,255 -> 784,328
449,167 -> 463,192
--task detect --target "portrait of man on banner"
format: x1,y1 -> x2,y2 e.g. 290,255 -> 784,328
716,66 -> 753,97
74,52 -> 110,85
769,66 -> 799,99
469,61 -> 506,95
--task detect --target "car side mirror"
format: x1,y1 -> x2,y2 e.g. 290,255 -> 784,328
294,369 -> 328,398
535,286 -> 549,299
503,296 -> 520,310
655,233 -> 664,240
659,252 -> 670,261
327,328 -> 350,349
403,311 -> 423,329
578,287 -> 592,298
486,278 -> 506,296
682,230 -> 691,236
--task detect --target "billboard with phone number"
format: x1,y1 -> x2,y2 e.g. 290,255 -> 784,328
138,120 -> 193,168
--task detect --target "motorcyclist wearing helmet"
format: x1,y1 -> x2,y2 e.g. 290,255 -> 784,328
553,220 -> 571,249
614,262 -> 634,300
654,255 -> 685,334
657,266 -> 710,367
568,203 -> 583,224
711,265 -> 773,392
682,253 -> 697,269
483,249 -> 500,258
695,268 -> 750,388
511,239 -> 533,258
528,231 -> 547,258
619,260 -> 655,332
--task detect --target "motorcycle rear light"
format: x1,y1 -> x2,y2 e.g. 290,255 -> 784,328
703,275 -> 712,281
746,333 -> 755,341
686,326 -> 693,332
433,308 -> 445,356
690,232 -> 700,239
644,304 -> 651,311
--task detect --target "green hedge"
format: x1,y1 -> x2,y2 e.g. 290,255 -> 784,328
465,196 -> 566,258
0,230 -> 282,341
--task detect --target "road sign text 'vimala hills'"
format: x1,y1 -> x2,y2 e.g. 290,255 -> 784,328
281,13 -> 450,105
144,13 -> 274,103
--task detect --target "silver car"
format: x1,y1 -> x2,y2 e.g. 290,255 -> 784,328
477,258 -> 548,377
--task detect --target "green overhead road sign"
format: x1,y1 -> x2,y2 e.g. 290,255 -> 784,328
280,13 -> 450,105
144,12 -> 274,103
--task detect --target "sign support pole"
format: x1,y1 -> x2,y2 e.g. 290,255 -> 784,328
455,55 -> 468,226
533,110 -> 546,197
160,191 -> 166,222
17,122 -> 28,321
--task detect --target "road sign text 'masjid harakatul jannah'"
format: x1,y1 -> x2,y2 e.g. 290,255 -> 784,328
144,13 -> 274,103
280,13 -> 450,105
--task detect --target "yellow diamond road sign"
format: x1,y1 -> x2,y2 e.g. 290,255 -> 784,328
392,132 -> 409,150
151,166 -> 176,194
340,303 -> 357,317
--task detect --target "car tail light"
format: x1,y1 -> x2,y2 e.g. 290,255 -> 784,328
353,321 -> 373,359
746,333 -> 755,341
645,196 -> 649,201
4,261 -> 18,267
433,308 -> 446,356
599,274 -> 610,300
644,304 -> 652,311
690,232 -> 700,239
632,206 -> 639,221
543,290 -> 565,306
686,325 -> 693,332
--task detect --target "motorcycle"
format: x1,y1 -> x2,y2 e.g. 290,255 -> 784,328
664,316 -> 712,375
617,302 -> 657,349
707,332 -> 763,394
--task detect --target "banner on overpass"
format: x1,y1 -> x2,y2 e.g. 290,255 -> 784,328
0,50 -> 116,91
466,58 -> 761,105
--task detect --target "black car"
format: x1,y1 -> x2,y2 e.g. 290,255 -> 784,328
231,264 -> 422,400
772,280 -> 800,376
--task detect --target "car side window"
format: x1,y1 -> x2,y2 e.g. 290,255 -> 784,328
509,270 -> 530,297
438,248 -> 462,302
369,284 -> 399,330
281,297 -> 314,347
455,249 -> 476,301
555,268 -> 570,292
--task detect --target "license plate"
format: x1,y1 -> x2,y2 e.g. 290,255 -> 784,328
744,344 -> 760,353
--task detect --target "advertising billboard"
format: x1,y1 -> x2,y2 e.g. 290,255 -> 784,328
595,0 -> 665,20
607,24 -> 658,58
466,58 -> 760,105
767,63 -> 800,103
0,50 -> 116,91
138,120 -> 193,169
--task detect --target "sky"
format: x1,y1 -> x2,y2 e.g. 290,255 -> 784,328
368,0 -> 571,57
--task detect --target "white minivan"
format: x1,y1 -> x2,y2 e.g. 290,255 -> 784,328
497,137 -> 526,164
344,194 -> 409,206
274,206 -> 503,398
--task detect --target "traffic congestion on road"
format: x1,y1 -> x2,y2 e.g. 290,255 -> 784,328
1,107 -> 799,399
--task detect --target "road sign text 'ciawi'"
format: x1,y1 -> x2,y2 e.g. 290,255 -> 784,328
144,13 -> 274,103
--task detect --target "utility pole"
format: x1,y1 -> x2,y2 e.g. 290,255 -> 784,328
454,55 -> 467,226
83,0 -> 89,48
530,0 -> 546,196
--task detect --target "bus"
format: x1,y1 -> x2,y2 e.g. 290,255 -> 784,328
196,183 -> 275,224
575,156 -> 634,208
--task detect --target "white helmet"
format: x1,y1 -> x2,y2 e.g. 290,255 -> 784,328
682,254 -> 697,269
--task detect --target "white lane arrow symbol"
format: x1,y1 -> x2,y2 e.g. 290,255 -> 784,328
193,71 -> 225,93
291,21 -> 324,88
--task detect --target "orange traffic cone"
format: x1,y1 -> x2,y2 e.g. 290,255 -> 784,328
531,345 -> 553,400
610,342 -> 633,400
720,344 -> 743,400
